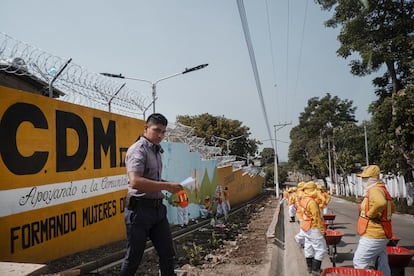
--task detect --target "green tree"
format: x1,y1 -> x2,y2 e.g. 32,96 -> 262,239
176,113 -> 259,159
289,94 -> 358,178
315,0 -> 414,173
315,0 -> 414,95
263,161 -> 288,188
260,147 -> 274,165
331,123 -> 367,174
372,85 -> 414,175
278,162 -> 289,185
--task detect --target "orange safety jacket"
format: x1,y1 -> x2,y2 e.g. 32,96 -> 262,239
224,190 -> 229,201
357,185 -> 392,238
177,190 -> 189,208
288,193 -> 296,206
299,197 -> 313,232
295,195 -> 303,220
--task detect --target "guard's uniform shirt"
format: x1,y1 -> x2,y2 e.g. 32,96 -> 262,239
125,136 -> 163,199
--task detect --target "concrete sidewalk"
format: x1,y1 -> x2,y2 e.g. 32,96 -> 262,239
282,196 -> 414,275
283,203 -> 310,275
282,198 -> 372,272
271,197 -> 358,275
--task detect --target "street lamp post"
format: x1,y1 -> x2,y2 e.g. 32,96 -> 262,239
273,122 -> 291,198
364,122 -> 369,166
100,63 -> 208,113
274,126 -> 279,198
212,135 -> 244,155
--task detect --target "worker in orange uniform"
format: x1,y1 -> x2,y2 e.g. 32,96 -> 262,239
295,182 -> 305,224
353,165 -> 394,276
294,182 -> 306,249
280,188 -> 289,205
314,184 -> 327,213
176,189 -> 189,228
298,181 -> 327,275
321,187 -> 331,215
288,187 -> 297,222
199,195 -> 213,219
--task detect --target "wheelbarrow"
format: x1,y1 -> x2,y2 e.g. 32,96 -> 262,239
324,229 -> 344,267
386,246 -> 414,276
321,267 -> 384,276
323,213 -> 337,229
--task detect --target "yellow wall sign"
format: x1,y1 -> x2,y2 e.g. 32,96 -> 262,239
0,86 -> 144,262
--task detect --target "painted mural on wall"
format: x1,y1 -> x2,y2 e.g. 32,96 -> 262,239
0,85 -> 264,263
160,143 -> 264,225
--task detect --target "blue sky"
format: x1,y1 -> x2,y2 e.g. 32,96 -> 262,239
0,0 -> 379,161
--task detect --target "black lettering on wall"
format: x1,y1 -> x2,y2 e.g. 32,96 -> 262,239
120,197 -> 126,213
93,118 -> 116,169
56,110 -> 88,172
10,226 -> 20,254
119,147 -> 128,167
0,103 -> 48,175
82,200 -> 117,227
9,211 -> 77,254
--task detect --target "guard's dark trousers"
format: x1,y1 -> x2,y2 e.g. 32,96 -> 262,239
120,204 -> 175,276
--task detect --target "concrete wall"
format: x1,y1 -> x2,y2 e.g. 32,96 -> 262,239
0,86 -> 264,263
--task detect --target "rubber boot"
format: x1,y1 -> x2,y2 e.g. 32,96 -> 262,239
312,259 -> 322,276
305,258 -> 313,273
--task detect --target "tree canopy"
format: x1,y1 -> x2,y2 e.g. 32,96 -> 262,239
289,94 -> 359,178
315,0 -> 414,95
371,84 -> 414,174
315,0 -> 414,175
176,113 -> 260,160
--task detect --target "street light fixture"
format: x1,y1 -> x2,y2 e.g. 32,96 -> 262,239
100,63 -> 208,113
212,135 -> 244,155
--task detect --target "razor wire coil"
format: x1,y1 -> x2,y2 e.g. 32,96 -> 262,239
0,32 -> 148,117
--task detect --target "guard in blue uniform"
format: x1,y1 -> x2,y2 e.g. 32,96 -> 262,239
120,113 -> 183,276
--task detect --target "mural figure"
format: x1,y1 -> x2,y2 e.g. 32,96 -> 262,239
214,185 -> 228,221
176,189 -> 189,228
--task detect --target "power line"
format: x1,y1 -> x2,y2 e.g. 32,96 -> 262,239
284,0 -> 290,122
237,0 -> 274,149
265,0 -> 280,121
292,0 -> 309,121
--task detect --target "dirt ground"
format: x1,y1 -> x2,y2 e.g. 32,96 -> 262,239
45,195 -> 278,275
177,196 -> 277,276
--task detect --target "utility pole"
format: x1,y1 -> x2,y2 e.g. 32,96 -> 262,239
328,137 -> 333,194
364,122 -> 369,166
273,122 -> 291,198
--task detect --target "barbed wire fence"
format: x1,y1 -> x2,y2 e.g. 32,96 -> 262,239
0,32 -> 262,172
0,32 -> 148,118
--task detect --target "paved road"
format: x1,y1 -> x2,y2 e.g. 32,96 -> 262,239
284,196 -> 414,275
